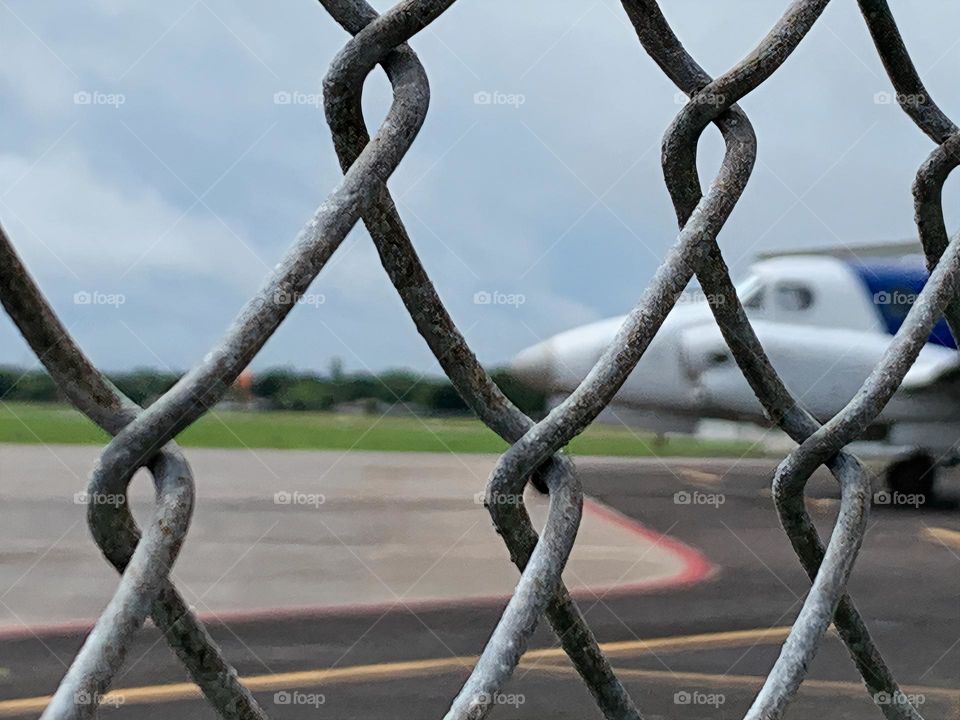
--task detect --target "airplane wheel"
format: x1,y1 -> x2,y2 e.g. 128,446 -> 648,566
885,452 -> 936,499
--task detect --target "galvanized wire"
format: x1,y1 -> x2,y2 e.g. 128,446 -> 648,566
0,0 -> 955,718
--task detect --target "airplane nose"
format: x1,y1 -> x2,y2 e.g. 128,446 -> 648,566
509,340 -> 556,391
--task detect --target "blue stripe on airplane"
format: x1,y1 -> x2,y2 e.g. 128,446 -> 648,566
848,259 -> 957,349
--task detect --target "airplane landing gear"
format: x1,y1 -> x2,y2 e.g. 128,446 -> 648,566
885,451 -> 937,499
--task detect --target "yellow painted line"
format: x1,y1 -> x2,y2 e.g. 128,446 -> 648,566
0,626 -> 796,717
679,468 -> 722,487
0,657 -> 473,716
576,625 -> 795,658
923,526 -> 960,550
535,663 -> 959,702
806,497 -> 839,513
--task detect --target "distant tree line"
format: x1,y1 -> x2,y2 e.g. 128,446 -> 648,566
0,364 -> 546,417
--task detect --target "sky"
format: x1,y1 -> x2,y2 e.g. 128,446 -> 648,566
1,0 -> 958,376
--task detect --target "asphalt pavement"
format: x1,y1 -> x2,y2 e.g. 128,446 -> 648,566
0,452 -> 956,718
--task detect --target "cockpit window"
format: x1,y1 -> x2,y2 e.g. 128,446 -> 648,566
774,283 -> 814,312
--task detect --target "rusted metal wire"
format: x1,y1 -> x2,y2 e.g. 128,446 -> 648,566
0,0 -> 954,718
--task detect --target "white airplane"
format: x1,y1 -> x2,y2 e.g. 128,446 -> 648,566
510,248 -> 960,497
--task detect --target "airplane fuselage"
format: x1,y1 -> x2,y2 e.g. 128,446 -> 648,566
511,255 -> 960,456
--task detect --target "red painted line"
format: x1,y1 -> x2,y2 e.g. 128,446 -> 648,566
581,496 -> 714,592
0,495 -> 712,642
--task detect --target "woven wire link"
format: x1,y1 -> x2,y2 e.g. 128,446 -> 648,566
0,0 -> 956,718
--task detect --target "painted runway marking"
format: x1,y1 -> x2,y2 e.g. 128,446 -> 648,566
0,626 -> 798,715
679,467 -> 722,488
923,526 -> 960,550
0,624 -> 954,715
0,627 -> 790,717
536,663 -> 958,701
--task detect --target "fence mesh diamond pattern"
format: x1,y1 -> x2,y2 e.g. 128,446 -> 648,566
1,1 -> 957,718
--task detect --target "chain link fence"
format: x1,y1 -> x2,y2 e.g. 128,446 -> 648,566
1,0 -> 957,718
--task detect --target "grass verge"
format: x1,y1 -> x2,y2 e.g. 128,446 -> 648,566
0,402 -> 763,458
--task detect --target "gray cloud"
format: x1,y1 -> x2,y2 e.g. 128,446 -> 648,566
1,0 -> 957,374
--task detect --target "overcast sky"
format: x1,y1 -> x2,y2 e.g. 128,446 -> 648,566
1,0 -> 957,376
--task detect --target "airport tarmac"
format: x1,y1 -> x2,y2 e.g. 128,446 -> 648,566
0,447 -> 957,718
0,445 -> 705,627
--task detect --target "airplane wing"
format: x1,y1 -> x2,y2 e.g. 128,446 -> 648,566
901,351 -> 960,393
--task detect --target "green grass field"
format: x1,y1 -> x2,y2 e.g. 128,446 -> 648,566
0,402 -> 762,458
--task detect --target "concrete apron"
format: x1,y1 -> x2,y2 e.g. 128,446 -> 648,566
0,445 -> 709,632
